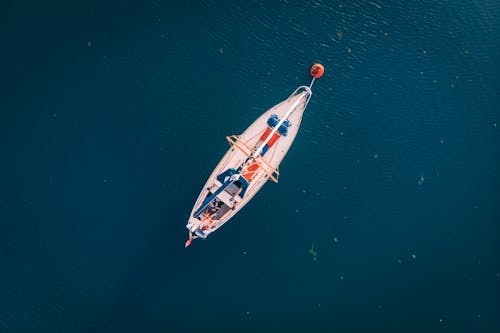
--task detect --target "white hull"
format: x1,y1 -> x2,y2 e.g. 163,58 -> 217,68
186,86 -> 312,241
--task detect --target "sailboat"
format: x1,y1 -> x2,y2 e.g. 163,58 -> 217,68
185,64 -> 324,247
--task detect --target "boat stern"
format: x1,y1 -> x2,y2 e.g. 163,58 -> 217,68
186,217 -> 209,238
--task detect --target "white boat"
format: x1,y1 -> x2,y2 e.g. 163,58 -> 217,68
185,64 -> 324,247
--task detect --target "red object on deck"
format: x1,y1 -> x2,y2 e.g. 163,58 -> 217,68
242,162 -> 260,181
260,127 -> 280,147
260,127 -> 272,141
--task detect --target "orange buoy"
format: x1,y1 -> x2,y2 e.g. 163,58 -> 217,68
310,63 -> 325,78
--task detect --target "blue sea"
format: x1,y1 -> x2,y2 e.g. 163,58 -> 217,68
1,1 -> 499,332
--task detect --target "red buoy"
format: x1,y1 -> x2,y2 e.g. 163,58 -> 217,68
310,63 -> 325,78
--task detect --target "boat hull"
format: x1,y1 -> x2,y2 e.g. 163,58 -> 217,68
187,86 -> 312,239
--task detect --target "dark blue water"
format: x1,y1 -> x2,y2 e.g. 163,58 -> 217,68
1,1 -> 499,332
